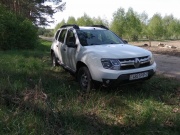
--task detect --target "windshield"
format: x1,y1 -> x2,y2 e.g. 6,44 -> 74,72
76,29 -> 124,46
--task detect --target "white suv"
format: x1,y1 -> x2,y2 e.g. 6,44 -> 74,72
51,25 -> 156,92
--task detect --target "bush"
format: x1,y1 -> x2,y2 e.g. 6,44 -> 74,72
0,5 -> 38,50
37,27 -> 54,37
131,34 -> 139,41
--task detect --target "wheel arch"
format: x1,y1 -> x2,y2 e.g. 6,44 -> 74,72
76,61 -> 87,73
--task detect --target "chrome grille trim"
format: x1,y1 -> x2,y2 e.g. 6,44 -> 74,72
119,56 -> 150,70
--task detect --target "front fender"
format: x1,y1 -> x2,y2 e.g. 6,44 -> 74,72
77,50 -> 102,80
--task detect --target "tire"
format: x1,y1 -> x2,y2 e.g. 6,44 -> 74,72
77,66 -> 93,93
51,52 -> 58,67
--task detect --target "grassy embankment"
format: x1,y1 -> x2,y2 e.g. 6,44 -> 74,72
0,40 -> 179,135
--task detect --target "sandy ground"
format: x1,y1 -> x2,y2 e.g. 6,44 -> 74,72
130,40 -> 180,79
130,40 -> 180,57
154,54 -> 180,79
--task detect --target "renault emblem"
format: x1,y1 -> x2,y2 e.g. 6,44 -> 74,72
134,58 -> 140,68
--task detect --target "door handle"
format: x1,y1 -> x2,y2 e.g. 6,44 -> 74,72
63,48 -> 66,51
56,45 -> 58,47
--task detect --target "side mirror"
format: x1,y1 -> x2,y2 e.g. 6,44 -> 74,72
123,40 -> 128,44
67,42 -> 77,48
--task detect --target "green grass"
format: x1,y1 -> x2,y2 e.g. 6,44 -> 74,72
0,40 -> 180,135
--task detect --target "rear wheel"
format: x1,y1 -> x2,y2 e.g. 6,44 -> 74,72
51,52 -> 58,67
78,66 -> 93,93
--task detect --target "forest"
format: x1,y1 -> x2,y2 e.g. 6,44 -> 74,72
1,0 -> 180,49
0,0 -> 65,50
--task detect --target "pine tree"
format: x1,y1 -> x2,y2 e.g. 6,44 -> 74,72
0,0 -> 66,26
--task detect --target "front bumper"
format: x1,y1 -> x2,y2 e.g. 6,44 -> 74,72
90,62 -> 156,86
102,69 -> 155,86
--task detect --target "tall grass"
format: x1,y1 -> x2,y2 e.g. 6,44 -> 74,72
0,40 -> 179,134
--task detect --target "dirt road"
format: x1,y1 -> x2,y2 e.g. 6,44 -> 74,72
154,54 -> 180,79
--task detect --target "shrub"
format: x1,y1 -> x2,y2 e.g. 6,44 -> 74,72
37,27 -> 54,37
0,5 -> 38,50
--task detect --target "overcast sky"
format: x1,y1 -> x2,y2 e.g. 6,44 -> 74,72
48,0 -> 180,28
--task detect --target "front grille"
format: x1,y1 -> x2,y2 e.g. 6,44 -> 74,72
119,56 -> 150,70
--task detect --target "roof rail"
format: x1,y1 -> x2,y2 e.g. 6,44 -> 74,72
91,25 -> 109,30
60,24 -> 79,29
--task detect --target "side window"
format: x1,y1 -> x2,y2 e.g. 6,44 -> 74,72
58,29 -> 67,43
66,30 -> 76,44
55,30 -> 60,40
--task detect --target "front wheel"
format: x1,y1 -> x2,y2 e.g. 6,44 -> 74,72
77,67 -> 93,93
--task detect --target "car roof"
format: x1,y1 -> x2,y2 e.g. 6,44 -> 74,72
78,27 -> 106,30
59,24 -> 108,31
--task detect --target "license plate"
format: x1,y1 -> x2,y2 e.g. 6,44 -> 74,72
129,72 -> 148,80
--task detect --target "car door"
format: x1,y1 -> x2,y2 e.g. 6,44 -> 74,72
57,29 -> 67,65
63,29 -> 77,71
52,30 -> 60,57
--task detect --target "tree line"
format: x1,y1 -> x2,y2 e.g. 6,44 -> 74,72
1,0 -> 180,50
55,8 -> 180,43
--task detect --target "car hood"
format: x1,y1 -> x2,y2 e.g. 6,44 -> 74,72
83,44 -> 151,58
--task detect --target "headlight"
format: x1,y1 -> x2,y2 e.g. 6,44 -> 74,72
101,59 -> 121,70
149,55 -> 155,65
